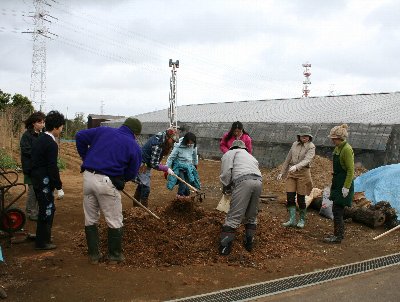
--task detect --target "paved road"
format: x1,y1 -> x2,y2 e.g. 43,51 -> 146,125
254,265 -> 400,302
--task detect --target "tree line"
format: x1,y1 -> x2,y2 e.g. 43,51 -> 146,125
0,88 -> 86,140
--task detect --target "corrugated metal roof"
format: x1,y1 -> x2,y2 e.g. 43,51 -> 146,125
132,92 -> 400,125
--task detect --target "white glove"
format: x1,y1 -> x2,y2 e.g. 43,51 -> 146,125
57,189 -> 64,200
167,168 -> 174,175
276,173 -> 283,181
342,187 -> 349,198
289,166 -> 297,173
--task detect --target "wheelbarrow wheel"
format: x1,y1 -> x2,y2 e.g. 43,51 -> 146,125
1,208 -> 26,232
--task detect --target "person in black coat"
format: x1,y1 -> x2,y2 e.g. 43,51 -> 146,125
31,110 -> 65,250
20,111 -> 46,221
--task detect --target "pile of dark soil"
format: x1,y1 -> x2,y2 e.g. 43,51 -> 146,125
75,199 -> 322,269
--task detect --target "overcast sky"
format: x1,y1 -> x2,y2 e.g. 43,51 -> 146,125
1,0 -> 399,118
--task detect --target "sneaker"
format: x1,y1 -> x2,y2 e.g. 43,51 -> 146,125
323,236 -> 342,244
35,243 -> 57,250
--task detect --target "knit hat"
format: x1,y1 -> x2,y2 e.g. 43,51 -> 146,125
328,124 -> 349,139
297,126 -> 313,139
123,117 -> 142,135
166,127 -> 179,142
229,140 -> 247,150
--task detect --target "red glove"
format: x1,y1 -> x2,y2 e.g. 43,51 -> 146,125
195,165 -> 198,170
163,171 -> 168,179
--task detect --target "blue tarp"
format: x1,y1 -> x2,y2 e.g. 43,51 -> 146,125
354,164 -> 400,214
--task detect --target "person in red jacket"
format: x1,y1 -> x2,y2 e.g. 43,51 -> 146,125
220,121 -> 252,154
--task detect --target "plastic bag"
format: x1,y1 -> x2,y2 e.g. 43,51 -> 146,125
319,187 -> 333,220
216,194 -> 231,213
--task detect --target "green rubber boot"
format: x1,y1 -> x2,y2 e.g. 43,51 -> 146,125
107,227 -> 125,264
296,209 -> 307,229
282,206 -> 297,227
85,225 -> 100,264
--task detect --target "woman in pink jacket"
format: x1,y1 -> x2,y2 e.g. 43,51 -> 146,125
220,121 -> 252,154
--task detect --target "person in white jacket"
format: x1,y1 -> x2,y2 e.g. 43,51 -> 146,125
277,126 -> 315,229
219,140 -> 263,256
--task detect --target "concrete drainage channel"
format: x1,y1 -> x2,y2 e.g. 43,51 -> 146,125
167,252 -> 400,302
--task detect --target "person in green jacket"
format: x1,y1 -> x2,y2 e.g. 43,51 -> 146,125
324,124 -> 354,244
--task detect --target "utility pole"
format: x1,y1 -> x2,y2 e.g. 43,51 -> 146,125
302,62 -> 311,98
168,59 -> 179,130
23,0 -> 57,111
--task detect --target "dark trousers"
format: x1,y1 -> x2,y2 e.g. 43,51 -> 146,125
177,170 -> 190,196
34,183 -> 56,247
333,203 -> 345,239
286,192 -> 306,209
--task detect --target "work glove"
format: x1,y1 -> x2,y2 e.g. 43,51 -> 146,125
57,189 -> 64,200
342,187 -> 349,198
167,168 -> 174,175
276,173 -> 283,181
222,184 -> 232,195
289,166 -> 297,173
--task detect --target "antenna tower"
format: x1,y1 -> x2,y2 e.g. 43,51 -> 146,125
302,62 -> 311,97
23,0 -> 57,111
168,59 -> 179,129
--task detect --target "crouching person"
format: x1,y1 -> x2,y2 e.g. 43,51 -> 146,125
75,117 -> 142,264
219,140 -> 263,256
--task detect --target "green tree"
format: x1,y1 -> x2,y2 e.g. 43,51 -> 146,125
11,93 -> 34,115
0,89 -> 11,110
64,112 -> 87,139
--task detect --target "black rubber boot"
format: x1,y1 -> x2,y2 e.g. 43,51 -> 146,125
85,225 -> 100,264
243,224 -> 256,252
107,227 -> 125,264
219,226 -> 236,256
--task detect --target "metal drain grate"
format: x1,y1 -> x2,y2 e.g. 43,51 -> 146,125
167,252 -> 400,302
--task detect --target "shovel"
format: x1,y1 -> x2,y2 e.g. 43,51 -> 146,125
121,190 -> 160,220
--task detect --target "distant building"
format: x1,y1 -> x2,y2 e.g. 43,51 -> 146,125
102,92 -> 400,169
87,114 -> 125,129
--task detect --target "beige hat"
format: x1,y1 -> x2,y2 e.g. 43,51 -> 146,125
328,124 -> 349,139
229,140 -> 247,150
297,126 -> 313,140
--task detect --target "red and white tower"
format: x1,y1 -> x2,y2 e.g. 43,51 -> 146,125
302,62 -> 311,97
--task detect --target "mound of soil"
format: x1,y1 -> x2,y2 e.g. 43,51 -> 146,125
75,199 -> 322,269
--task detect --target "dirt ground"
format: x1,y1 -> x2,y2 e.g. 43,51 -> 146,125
1,142 -> 399,302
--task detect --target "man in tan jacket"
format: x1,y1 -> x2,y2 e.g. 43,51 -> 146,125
277,126 -> 315,228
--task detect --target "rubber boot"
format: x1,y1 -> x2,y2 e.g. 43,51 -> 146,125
219,226 -> 235,256
85,225 -> 101,264
282,206 -> 297,227
296,209 -> 307,229
324,222 -> 343,244
107,227 -> 125,264
243,224 -> 256,252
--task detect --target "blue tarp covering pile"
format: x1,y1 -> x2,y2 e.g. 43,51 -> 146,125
354,164 -> 400,214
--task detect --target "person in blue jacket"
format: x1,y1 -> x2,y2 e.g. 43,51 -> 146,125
166,132 -> 200,200
75,117 -> 142,264
134,128 -> 178,207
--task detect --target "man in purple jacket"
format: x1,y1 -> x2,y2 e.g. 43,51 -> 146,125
75,117 -> 142,264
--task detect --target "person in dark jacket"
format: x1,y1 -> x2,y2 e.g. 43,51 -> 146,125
134,128 -> 178,207
31,110 -> 65,250
75,117 -> 142,264
324,124 -> 354,244
20,111 -> 46,221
